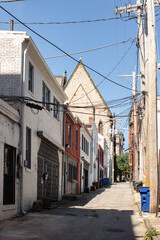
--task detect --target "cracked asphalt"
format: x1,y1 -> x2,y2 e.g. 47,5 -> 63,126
0,182 -> 147,240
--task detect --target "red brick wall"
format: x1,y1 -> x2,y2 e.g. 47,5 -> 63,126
98,145 -> 104,167
65,113 -> 81,161
65,113 -> 81,193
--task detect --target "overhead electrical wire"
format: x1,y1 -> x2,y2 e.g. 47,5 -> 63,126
0,6 -> 136,92
0,95 -> 139,119
0,15 -> 137,25
0,0 -> 23,2
44,38 -> 134,59
69,40 -> 137,105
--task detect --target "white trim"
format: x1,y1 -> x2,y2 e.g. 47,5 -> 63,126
0,99 -> 19,123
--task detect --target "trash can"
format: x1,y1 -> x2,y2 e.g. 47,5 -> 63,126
139,187 -> 150,212
136,181 -> 143,192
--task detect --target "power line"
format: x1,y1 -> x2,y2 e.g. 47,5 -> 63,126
44,38 -> 134,59
0,15 -> 137,25
0,6 -> 135,92
0,0 -> 24,2
69,41 -> 136,105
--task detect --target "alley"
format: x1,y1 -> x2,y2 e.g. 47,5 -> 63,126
0,182 -> 146,240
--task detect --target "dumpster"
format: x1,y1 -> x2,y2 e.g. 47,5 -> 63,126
139,187 -> 150,212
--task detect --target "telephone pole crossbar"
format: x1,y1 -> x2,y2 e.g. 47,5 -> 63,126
115,0 -> 160,15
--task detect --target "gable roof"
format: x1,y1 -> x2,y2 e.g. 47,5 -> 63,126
69,83 -> 94,107
65,59 -> 111,115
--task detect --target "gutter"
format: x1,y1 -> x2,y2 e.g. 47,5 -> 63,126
19,38 -> 30,214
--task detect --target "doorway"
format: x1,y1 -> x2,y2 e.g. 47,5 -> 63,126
3,144 -> 16,205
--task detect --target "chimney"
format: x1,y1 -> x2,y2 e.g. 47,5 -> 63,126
10,20 -> 14,31
63,70 -> 67,87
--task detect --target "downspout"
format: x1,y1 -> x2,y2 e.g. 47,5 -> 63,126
20,39 -> 30,214
62,106 -> 67,196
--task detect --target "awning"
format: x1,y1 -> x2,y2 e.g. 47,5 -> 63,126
37,131 -> 65,152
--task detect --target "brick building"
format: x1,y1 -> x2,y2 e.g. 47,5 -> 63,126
64,111 -> 81,194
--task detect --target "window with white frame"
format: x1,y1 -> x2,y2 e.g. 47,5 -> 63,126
53,97 -> 59,120
68,163 -> 77,181
26,127 -> 31,169
42,82 -> 50,112
82,134 -> 89,155
29,62 -> 34,93
68,123 -> 71,147
76,128 -> 78,151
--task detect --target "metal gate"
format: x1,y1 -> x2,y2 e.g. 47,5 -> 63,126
37,140 -> 59,200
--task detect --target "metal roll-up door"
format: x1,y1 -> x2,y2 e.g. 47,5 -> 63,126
37,140 -> 59,200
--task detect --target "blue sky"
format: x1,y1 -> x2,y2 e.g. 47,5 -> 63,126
0,0 -> 160,150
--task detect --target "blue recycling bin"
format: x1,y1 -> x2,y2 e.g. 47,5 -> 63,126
139,187 -> 150,212
100,178 -> 110,186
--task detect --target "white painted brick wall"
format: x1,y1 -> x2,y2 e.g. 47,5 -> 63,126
0,31 -> 26,96
0,31 -> 66,212
0,99 -> 20,220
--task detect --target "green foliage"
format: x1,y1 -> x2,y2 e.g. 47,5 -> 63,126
144,230 -> 160,240
116,153 -> 130,179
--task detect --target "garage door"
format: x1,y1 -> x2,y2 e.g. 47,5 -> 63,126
37,140 -> 59,200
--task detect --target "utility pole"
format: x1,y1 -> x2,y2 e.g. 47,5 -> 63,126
111,115 -> 115,184
109,114 -> 116,184
146,0 -> 158,213
137,0 -> 146,184
113,113 -> 116,182
115,0 -> 159,213
119,72 -> 140,181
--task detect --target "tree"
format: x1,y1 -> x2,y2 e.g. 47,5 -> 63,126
116,153 -> 130,181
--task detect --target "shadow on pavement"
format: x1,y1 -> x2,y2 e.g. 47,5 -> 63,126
0,187 -> 144,240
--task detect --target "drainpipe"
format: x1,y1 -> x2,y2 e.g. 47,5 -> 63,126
20,39 -> 30,214
62,107 -> 67,196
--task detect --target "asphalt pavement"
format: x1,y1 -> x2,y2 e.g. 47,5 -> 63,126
0,182 -> 147,240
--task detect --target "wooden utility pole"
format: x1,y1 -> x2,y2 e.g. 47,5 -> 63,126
118,72 -> 139,180
146,0 -> 158,213
115,0 -> 159,213
112,115 -> 116,184
137,0 -> 146,184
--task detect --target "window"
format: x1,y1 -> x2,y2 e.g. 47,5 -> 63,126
26,128 -> 31,169
82,135 -> 84,151
82,135 -> 89,156
68,163 -> 77,181
29,62 -> 34,92
76,128 -> 78,151
42,82 -> 50,111
98,121 -> 103,135
53,97 -> 59,120
68,123 -> 71,147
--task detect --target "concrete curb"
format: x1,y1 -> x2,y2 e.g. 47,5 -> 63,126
130,183 -> 160,240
